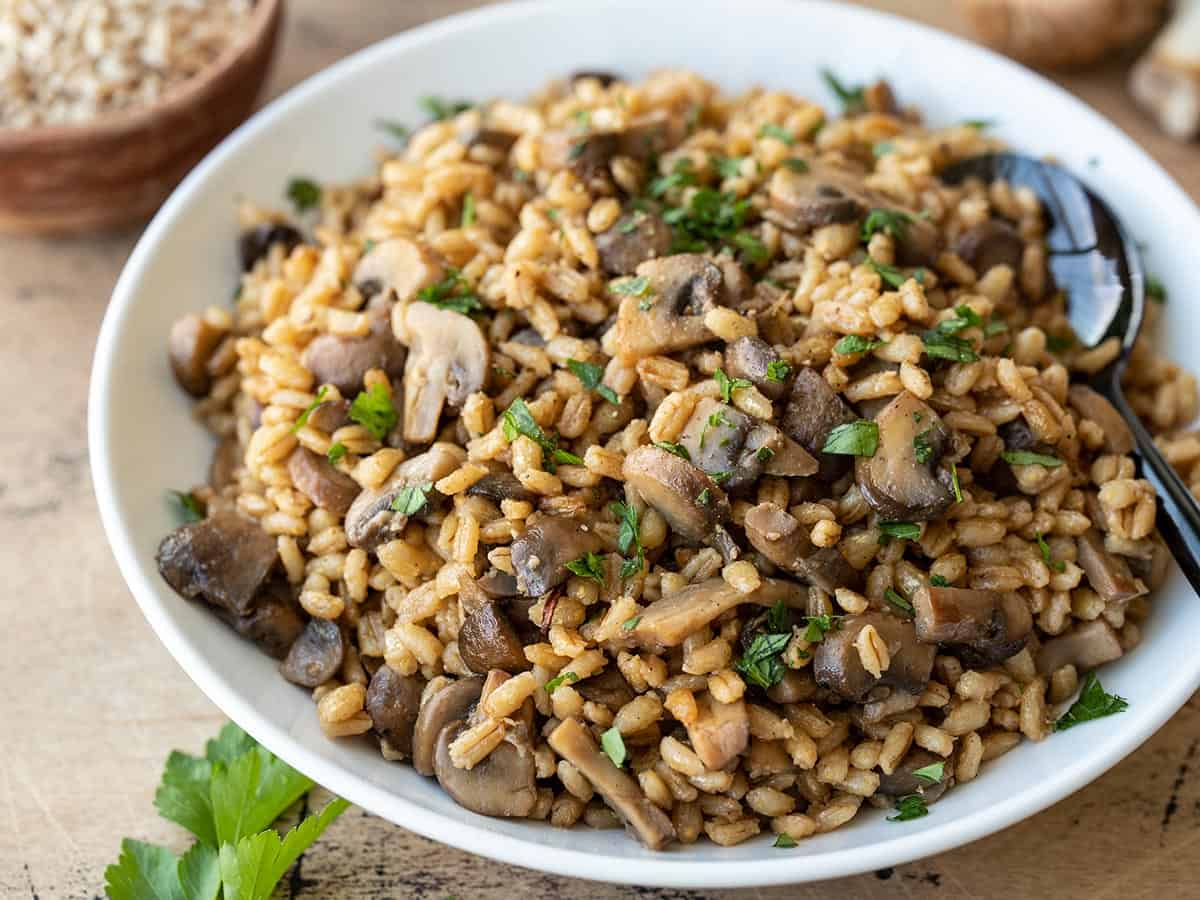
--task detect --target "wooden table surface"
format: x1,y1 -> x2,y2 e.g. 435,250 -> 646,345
3,2 -> 1199,897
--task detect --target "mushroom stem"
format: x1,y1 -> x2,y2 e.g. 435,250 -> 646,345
1131,0 -> 1200,140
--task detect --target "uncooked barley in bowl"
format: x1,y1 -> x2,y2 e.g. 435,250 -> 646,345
154,69 -> 1193,851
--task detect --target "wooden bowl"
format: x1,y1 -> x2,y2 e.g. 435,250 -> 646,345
0,0 -> 284,235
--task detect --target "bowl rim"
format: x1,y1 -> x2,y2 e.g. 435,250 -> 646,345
89,0 -> 1200,888
0,0 -> 282,147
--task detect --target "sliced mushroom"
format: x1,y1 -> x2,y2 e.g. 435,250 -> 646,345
457,126 -> 519,154
218,577 -> 305,659
394,301 -> 489,444
725,336 -> 790,401
877,749 -> 952,803
1036,619 -> 1124,676
209,436 -> 241,491
856,391 -> 955,521
434,719 -> 537,817
412,676 -> 484,776
861,687 -> 921,724
287,447 -> 361,516
1076,530 -> 1148,605
685,695 -> 749,770
632,577 -> 805,651
345,443 -> 467,550
912,585 -> 1032,666
767,668 -> 818,705
365,665 -> 424,757
812,613 -> 934,701
458,603 -> 529,674
574,667 -> 636,710
465,465 -> 535,505
604,254 -> 725,363
743,502 -> 863,593
596,211 -> 673,276
570,70 -> 621,87
1129,534 -> 1171,592
999,417 -> 1047,454
238,222 -> 303,271
801,547 -> 866,595
477,567 -> 520,598
781,367 -> 858,481
510,515 -> 603,597
675,399 -> 815,493
280,619 -> 344,688
168,313 -> 228,397
954,219 -> 1024,276
156,510 -> 277,616
547,717 -> 676,850
768,164 -> 865,230
306,398 -> 352,433
301,312 -> 407,396
353,237 -> 445,302
863,79 -> 900,116
622,445 -> 735,556
1067,385 -> 1134,455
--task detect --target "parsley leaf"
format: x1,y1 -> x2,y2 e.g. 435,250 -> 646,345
913,430 -> 934,464
348,383 -> 397,441
783,158 -> 810,172
1054,672 -> 1128,731
417,268 -> 482,315
1046,334 -> 1074,353
1035,532 -> 1066,573
567,358 -> 620,405
885,587 -> 914,615
923,332 -> 979,363
1146,276 -> 1167,304
714,367 -> 754,403
861,208 -> 913,243
105,839 -> 194,900
822,420 -> 879,457
735,633 -> 792,689
169,490 -> 204,524
600,727 -> 628,767
285,177 -> 320,213
865,257 -> 922,289
501,397 -> 582,466
929,574 -> 949,587
961,118 -> 995,130
714,156 -> 746,178
1001,450 -> 1064,467
766,599 -> 790,633
732,230 -> 769,265
649,158 -> 699,198
460,191 -> 476,228
879,521 -> 921,541
375,119 -> 410,142
210,742 -> 314,847
950,464 -> 963,504
758,123 -> 795,145
292,386 -> 329,433
834,335 -> 882,355
821,68 -> 866,115
913,761 -> 945,784
622,615 -> 642,632
566,551 -> 607,586
326,442 -> 347,465
420,96 -> 473,121
608,276 -> 653,297
663,187 -> 754,257
889,794 -> 929,822
610,500 -> 645,579
544,670 -> 580,693
802,614 -> 840,643
766,359 -> 792,382
873,140 -> 896,158
654,440 -> 691,461
984,317 -> 1008,337
774,834 -> 799,848
390,482 -> 432,516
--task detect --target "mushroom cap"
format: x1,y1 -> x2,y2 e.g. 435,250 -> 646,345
768,164 -> 866,230
433,720 -> 537,818
300,312 -> 407,396
953,219 -> 1024,277
396,301 -> 490,444
604,254 -> 725,363
812,612 -> 934,700
781,366 -> 858,481
156,510 -> 277,616
509,515 -> 603,597
279,619 -> 345,688
219,577 -> 305,660
168,313 -> 227,397
855,391 -> 955,521
622,445 -> 731,546
411,676 -> 484,776
287,447 -> 361,516
724,336 -> 790,401
353,237 -> 444,302
596,210 -> 673,276
1035,619 -> 1124,676
365,665 -> 425,757
877,748 -> 952,803
458,603 -> 530,674
238,222 -> 303,272
912,584 -> 1031,666
344,443 -> 466,550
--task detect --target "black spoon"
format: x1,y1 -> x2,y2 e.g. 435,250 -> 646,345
941,152 -> 1200,594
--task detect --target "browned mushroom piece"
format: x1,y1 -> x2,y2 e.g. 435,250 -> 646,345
622,445 -> 737,558
457,126 -> 519,154
477,567 -> 520,598
220,577 -> 305,659
685,695 -> 749,770
912,584 -> 1032,666
344,443 -> 467,550
238,222 -> 304,271
353,237 -> 445,302
863,79 -> 900,116
393,300 -> 490,444
998,417 -> 1048,455
365,665 -> 425,757
768,164 -> 866,231
458,603 -> 529,674
1076,530 -> 1148,605
306,398 -> 352,433
542,112 -> 684,184
724,336 -> 791,401
510,515 -> 604,597
434,719 -> 538,818
742,502 -> 863,593
1036,620 -> 1124,676
632,577 -> 805,651
861,687 -> 921,724
464,465 -> 536,505
301,312 -> 407,396
1067,385 -> 1135,455
570,70 -> 621,87
812,612 -> 935,701
168,313 -> 228,397
574,667 -> 636,710
596,210 -> 673,276
208,436 -> 241,491
604,254 -> 725,363
412,676 -> 485,776
287,447 -> 361,516
892,214 -> 944,268
954,219 -> 1024,276
856,391 -> 955,522
547,717 -> 676,850
781,367 -> 858,481
280,619 -> 344,688
877,749 -> 952,803
156,510 -> 278,616
1129,534 -> 1172,592
767,668 -> 818,705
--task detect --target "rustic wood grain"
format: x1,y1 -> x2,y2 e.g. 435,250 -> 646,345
1,2 -> 1198,897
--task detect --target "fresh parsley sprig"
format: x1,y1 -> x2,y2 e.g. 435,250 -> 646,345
567,358 -> 620,405
610,500 -> 645,578
1053,673 -> 1128,731
501,397 -> 583,468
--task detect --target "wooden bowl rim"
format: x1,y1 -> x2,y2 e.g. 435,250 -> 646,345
0,0 -> 282,149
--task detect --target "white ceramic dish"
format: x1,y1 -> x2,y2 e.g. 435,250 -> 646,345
89,0 -> 1200,887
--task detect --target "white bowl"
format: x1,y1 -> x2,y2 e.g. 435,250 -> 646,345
89,0 -> 1200,887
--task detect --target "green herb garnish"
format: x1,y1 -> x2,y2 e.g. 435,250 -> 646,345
950,463 -> 963,503
923,332 -> 979,363
822,420 -> 879,457
600,727 -> 628,767
1053,672 -> 1128,731
663,187 -> 754,257
766,359 -> 792,382
417,268 -> 483,315
732,230 -> 769,265
653,440 -> 691,461
326,442 -> 347,465
888,794 -> 928,822
567,358 -> 620,405
758,123 -> 795,145
714,367 -> 754,403
1147,276 -> 1167,304
1046,334 -> 1074,353
608,276 -> 653,297
649,158 -> 698,198
821,68 -> 865,115
544,671 -> 580,694
696,488 -> 712,505
879,522 -> 921,541
984,317 -> 1008,337
865,257 -> 921,289
348,383 -> 397,441
913,430 -> 933,464
292,386 -> 329,433
774,834 -> 799,848
1001,450 -> 1064,467
735,632 -> 792,689
460,191 -> 476,228
621,615 -> 642,632
501,397 -> 582,466
861,208 -> 913,243
783,158 -> 810,172
390,482 -> 432,516
420,96 -> 473,121
802,614 -> 840,643
885,587 -> 914,615
566,551 -> 607,586
169,490 -> 203,523
834,335 -> 883,355
756,446 -> 775,463
962,118 -> 995,130
1035,532 -> 1066,573
610,500 -> 645,578
913,761 -> 945,784
714,156 -> 746,179
929,574 -> 949,587
285,177 -> 320,213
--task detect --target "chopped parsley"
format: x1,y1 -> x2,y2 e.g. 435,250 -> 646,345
566,551 -> 607,586
821,68 -> 865,116
572,108 -> 591,130
292,386 -> 329,433
610,500 -> 645,578
756,446 -> 775,463
735,632 -> 791,689
783,158 -> 810,172
621,615 -> 642,632
285,177 -> 320,213
913,761 -> 945,783
984,317 -> 1009,337
663,187 -> 754,257
654,440 -> 691,461
866,257 -> 922,289
766,599 -> 790,633
714,367 -> 754,403
822,420 -> 879,457
696,488 -> 712,505
600,727 -> 628,768
699,407 -> 734,449
390,482 -> 432,516
929,574 -> 949,587
1053,672 -> 1128,731
802,614 -> 840,643
933,304 -> 984,336
326,442 -> 347,465
950,463 -> 963,503
501,397 -> 582,466
709,470 -> 733,484
714,156 -> 746,179
608,276 -> 653,297
962,118 -> 995,130
731,230 -> 770,265
758,123 -> 795,145
888,794 -> 929,822
923,332 -> 979,363
169,490 -> 203,523
1035,532 -> 1066,573
766,359 -> 792,382
567,358 -> 620,405
834,334 -> 883,355
348,383 -> 397,440
879,522 -> 921,541
375,119 -> 410,142
544,670 -> 580,693
873,140 -> 896,158
1001,450 -> 1064,467
649,158 -> 698,198
885,587 -> 914,615
416,268 -> 483,315
861,208 -> 913,243
1147,276 -> 1167,304
420,96 -> 473,121
912,430 -> 934,464
460,191 -> 476,227
774,834 -> 799,848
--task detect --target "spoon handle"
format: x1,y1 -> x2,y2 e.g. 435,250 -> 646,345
1102,365 -> 1200,593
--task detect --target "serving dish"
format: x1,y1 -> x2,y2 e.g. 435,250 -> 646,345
89,0 -> 1200,886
